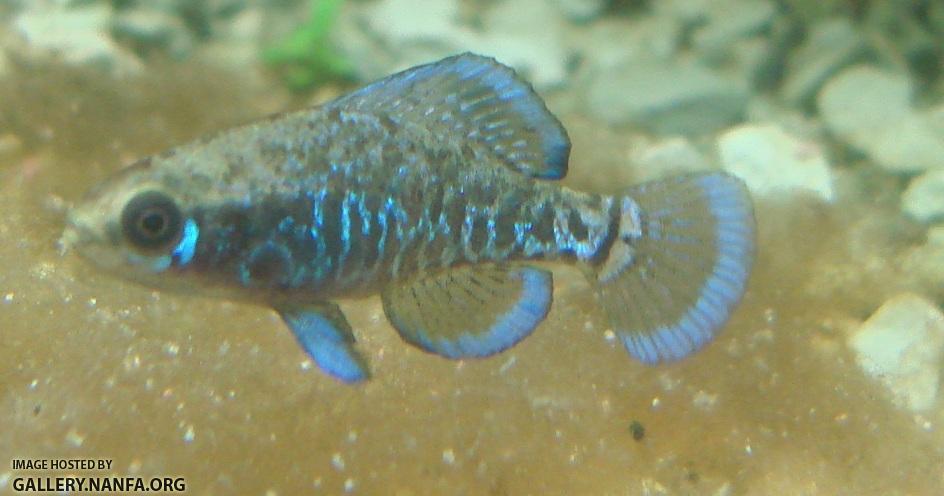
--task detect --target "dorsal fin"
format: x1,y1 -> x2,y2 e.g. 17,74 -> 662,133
331,53 -> 571,179
381,264 -> 553,359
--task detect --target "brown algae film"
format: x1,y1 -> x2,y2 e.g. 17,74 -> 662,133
62,53 -> 755,382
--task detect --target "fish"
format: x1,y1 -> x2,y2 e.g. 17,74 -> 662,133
61,53 -> 755,383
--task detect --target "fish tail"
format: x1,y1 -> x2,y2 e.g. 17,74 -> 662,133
590,172 -> 755,364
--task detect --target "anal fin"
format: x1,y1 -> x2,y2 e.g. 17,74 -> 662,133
277,302 -> 370,383
381,265 -> 553,359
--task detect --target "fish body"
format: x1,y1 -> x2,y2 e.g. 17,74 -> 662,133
63,53 -> 756,383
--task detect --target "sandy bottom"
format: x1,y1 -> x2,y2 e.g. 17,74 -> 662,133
1,62 -> 942,495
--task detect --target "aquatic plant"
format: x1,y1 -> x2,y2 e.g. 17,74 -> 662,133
262,0 -> 353,91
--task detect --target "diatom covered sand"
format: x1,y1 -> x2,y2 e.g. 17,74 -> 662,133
1,59 -> 941,495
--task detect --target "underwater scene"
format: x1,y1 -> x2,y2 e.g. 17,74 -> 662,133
2,0 -> 944,494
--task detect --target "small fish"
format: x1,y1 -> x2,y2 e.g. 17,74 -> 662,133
61,53 -> 755,383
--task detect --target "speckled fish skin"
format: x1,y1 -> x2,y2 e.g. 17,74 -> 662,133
64,53 -> 756,383
176,104 -> 610,299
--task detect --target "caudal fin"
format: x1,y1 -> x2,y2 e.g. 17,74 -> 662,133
592,172 -> 755,364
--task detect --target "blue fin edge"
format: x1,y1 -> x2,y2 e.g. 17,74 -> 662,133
621,173 -> 754,364
449,54 -> 570,178
415,267 -> 553,359
280,308 -> 369,383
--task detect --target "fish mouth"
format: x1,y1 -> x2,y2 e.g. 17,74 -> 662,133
58,222 -> 81,256
58,210 -> 93,256
57,227 -> 78,256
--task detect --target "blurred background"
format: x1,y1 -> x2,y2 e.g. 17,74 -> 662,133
1,0 -> 943,494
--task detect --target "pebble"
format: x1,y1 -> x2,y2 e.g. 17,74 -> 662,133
900,227 -> 944,302
111,8 -> 193,58
338,0 -> 461,81
691,0 -> 776,61
692,390 -> 719,411
365,0 -> 459,46
65,428 -> 86,447
652,0 -> 713,26
727,37 -> 776,88
818,65 -> 944,173
630,137 -> 711,182
182,424 -> 195,443
350,0 -> 568,89
847,293 -> 944,412
717,124 -> 835,202
818,65 -> 912,140
195,7 -> 264,72
929,225 -> 944,246
864,113 -> 944,174
550,0 -> 607,22
331,452 -> 345,471
13,3 -> 141,74
463,0 -> 569,89
576,17 -> 681,71
586,59 -> 748,135
928,105 -> 944,138
901,169 -> 944,224
781,19 -> 867,106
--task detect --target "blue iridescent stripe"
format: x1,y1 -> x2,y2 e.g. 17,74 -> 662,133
172,218 -> 199,266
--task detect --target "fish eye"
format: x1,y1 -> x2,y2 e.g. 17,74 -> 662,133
120,191 -> 183,250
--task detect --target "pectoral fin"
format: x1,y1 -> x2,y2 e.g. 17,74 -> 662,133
277,302 -> 370,383
381,265 -> 553,359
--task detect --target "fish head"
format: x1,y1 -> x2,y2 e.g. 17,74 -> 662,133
61,157 -> 205,289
